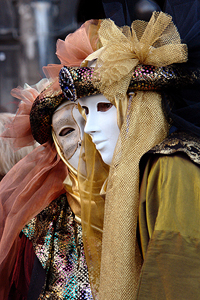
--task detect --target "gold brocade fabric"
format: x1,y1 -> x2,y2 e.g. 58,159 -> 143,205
79,12 -> 188,300
144,131 -> 200,164
138,152 -> 200,299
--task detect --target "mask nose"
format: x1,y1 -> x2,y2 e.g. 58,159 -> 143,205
84,112 -> 100,135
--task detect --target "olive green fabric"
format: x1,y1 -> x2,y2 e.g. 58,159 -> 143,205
138,153 -> 200,299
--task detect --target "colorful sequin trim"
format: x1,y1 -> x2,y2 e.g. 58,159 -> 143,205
59,67 -> 100,101
23,194 -> 93,300
59,65 -> 200,101
129,65 -> 180,91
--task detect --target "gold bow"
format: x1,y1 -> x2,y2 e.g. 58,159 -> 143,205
95,11 -> 187,105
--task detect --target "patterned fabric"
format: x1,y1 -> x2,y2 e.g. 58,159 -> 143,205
59,67 -> 99,101
140,131 -> 200,173
30,87 -> 65,144
59,64 -> 199,103
23,194 -> 93,300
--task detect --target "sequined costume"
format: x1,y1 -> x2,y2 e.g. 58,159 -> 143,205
5,87 -> 94,299
22,194 -> 93,300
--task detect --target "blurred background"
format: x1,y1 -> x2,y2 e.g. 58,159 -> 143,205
0,0 -> 165,113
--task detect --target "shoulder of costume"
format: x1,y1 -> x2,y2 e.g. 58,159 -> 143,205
139,131 -> 200,182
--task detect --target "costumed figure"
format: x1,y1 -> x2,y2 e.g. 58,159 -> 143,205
0,19 -> 103,300
58,0 -> 200,299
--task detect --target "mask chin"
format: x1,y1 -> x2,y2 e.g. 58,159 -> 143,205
99,152 -> 113,166
68,147 -> 80,170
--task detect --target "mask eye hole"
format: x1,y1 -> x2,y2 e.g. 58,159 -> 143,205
59,128 -> 74,136
97,103 -> 113,112
82,106 -> 89,115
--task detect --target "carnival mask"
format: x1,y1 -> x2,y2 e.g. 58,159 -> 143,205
52,102 -> 85,170
79,94 -> 120,166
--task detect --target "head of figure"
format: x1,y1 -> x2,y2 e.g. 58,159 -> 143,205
52,101 -> 85,170
78,94 -> 120,166
30,86 -> 85,171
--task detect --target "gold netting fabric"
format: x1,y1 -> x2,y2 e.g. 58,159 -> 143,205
94,12 -> 187,113
78,12 -> 188,300
78,132 -> 109,299
99,92 -> 169,300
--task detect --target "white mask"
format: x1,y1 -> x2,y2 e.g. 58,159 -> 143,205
52,102 -> 85,170
79,94 -> 120,166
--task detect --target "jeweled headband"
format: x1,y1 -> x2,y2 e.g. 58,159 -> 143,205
59,65 -> 200,102
31,63 -> 199,145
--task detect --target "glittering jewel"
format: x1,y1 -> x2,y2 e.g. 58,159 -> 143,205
59,66 -> 99,101
59,67 -> 77,101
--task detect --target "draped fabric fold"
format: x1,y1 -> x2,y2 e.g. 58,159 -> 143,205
1,79 -> 50,149
56,19 -> 101,67
0,81 -> 68,300
0,142 -> 68,299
